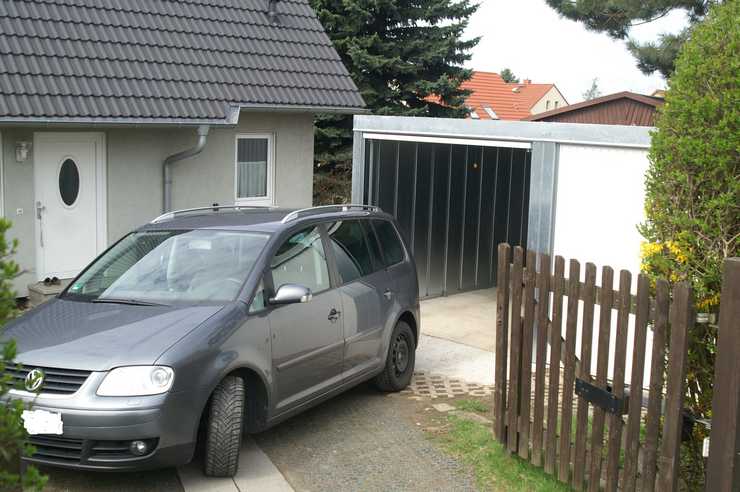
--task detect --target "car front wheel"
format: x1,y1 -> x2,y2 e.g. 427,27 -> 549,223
204,375 -> 245,477
373,320 -> 415,392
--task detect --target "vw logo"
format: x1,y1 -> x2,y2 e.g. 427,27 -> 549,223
24,368 -> 45,392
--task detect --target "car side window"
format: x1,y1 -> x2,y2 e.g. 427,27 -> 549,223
326,220 -> 373,284
372,220 -> 404,267
363,221 -> 384,270
270,226 -> 330,294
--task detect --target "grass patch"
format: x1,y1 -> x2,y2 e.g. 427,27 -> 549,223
436,416 -> 569,492
453,399 -> 490,414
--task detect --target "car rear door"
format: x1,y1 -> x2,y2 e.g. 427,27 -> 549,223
266,224 -> 344,413
325,219 -> 394,381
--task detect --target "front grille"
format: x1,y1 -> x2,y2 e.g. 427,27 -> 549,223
26,436 -> 159,464
27,435 -> 84,463
5,365 -> 91,395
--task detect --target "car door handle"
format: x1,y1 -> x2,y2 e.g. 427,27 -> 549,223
384,289 -> 393,300
328,308 -> 341,322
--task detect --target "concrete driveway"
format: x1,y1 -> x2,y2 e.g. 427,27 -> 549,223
420,288 -> 496,352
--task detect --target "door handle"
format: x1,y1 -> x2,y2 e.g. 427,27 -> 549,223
328,308 -> 341,322
35,201 -> 45,220
384,289 -> 393,300
36,201 -> 46,247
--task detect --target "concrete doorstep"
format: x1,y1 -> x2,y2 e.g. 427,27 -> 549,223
178,437 -> 293,492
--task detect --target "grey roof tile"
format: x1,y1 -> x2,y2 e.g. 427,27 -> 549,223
0,0 -> 364,122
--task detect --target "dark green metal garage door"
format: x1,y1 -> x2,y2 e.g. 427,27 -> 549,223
363,139 -> 531,298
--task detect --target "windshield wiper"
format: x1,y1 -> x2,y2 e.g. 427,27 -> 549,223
92,298 -> 168,307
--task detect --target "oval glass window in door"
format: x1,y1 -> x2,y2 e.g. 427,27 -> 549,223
59,158 -> 80,206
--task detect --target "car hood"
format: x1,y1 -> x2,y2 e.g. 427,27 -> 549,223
3,298 -> 224,371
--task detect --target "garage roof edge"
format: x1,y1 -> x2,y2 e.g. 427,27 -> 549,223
354,115 -> 653,149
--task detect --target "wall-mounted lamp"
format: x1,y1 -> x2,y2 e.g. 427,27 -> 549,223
16,141 -> 31,162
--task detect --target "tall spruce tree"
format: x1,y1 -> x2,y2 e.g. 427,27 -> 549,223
311,0 -> 479,169
545,0 -> 721,78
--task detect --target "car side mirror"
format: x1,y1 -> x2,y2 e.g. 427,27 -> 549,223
268,284 -> 312,305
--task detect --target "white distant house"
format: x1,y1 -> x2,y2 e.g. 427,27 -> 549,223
0,0 -> 364,298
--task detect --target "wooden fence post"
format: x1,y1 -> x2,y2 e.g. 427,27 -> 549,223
507,246 -> 525,453
706,258 -> 740,491
657,282 -> 693,491
494,243 -> 511,443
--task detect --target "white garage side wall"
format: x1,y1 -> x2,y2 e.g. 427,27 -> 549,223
552,143 -> 652,386
553,144 -> 649,275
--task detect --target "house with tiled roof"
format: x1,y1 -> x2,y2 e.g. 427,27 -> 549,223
0,0 -> 364,298
461,71 -> 567,120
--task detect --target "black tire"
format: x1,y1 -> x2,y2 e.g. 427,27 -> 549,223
373,321 -> 416,392
204,375 -> 245,477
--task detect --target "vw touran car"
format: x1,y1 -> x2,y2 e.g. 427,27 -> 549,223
2,205 -> 419,477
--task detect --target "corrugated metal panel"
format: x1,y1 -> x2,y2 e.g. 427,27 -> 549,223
364,138 -> 531,298
0,0 -> 364,122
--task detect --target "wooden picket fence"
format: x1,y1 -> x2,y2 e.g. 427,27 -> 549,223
493,243 -> 692,491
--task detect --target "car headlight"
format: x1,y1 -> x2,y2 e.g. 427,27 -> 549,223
97,366 -> 175,396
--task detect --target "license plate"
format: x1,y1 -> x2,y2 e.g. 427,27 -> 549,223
21,409 -> 63,435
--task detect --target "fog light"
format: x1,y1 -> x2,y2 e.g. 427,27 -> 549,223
129,440 -> 149,456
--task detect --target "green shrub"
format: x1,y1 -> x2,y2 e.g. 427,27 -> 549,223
639,0 -> 739,487
0,218 -> 46,490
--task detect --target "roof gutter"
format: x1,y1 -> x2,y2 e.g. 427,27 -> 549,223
163,125 -> 210,212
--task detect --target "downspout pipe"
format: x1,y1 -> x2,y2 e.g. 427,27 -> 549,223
162,125 -> 210,212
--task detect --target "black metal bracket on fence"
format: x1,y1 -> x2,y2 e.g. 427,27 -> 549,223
575,378 -> 629,415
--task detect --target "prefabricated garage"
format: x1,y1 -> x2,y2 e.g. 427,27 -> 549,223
351,115 -> 653,299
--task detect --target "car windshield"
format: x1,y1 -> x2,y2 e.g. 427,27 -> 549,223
63,230 -> 269,304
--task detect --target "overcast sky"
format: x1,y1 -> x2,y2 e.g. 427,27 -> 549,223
465,0 -> 690,103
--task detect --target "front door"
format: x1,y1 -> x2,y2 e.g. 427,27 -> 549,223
267,225 -> 344,413
33,133 -> 106,280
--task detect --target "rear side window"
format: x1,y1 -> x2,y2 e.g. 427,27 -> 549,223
373,220 -> 404,267
327,221 -> 373,283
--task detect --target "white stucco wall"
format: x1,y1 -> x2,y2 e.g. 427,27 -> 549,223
1,111 -> 316,296
170,112 -> 314,212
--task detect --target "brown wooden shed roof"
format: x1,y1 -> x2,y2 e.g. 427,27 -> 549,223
525,91 -> 663,126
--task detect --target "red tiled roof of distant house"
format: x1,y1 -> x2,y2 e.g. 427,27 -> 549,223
460,71 -> 561,120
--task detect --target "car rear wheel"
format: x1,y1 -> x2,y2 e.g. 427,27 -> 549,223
204,375 -> 245,477
373,321 -> 415,392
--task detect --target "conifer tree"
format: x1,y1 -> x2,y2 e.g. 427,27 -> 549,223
311,0 -> 479,169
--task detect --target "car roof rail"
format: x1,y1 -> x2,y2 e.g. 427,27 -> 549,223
281,204 -> 380,224
150,205 -> 273,224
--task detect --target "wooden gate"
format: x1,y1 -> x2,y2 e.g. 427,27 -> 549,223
493,243 -> 692,491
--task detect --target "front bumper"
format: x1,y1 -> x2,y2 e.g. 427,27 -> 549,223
6,372 -> 203,471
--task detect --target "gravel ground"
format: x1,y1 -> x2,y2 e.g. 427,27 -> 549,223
254,384 -> 478,492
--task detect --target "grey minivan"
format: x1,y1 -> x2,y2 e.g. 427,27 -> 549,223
2,205 -> 419,477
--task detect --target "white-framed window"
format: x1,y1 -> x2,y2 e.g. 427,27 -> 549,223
234,133 -> 274,206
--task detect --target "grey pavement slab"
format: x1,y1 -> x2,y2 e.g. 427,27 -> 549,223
179,437 -> 293,492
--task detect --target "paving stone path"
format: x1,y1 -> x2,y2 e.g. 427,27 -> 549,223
255,384 -> 478,492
